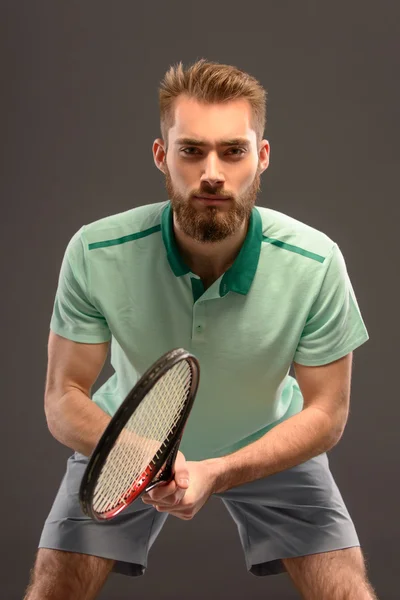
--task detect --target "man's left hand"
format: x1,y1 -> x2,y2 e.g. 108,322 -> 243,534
141,453 -> 218,520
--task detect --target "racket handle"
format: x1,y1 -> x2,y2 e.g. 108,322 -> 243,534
145,438 -> 180,492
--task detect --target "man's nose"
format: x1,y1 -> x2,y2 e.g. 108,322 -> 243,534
200,154 -> 225,187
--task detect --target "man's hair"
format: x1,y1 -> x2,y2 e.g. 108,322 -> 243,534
159,59 -> 267,148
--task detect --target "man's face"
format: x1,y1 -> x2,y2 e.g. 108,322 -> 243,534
156,96 -> 269,243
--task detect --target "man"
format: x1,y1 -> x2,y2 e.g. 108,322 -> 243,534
24,59 -> 378,599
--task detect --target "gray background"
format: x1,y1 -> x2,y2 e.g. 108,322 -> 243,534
1,1 -> 399,599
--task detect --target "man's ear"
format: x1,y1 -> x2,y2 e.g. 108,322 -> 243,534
152,138 -> 167,173
258,139 -> 270,174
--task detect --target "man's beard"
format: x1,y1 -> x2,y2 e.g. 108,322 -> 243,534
164,165 -> 261,243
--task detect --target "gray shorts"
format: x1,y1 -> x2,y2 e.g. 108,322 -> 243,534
38,450 -> 360,577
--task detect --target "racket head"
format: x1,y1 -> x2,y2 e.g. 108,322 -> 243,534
79,348 -> 199,522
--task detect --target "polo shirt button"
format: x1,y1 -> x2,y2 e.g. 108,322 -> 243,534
196,325 -> 202,330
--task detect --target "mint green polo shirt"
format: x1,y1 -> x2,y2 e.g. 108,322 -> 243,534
50,200 -> 369,461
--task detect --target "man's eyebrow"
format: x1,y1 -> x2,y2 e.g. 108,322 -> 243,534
174,137 -> 251,147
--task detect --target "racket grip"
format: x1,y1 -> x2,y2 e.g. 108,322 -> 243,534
145,438 -> 180,492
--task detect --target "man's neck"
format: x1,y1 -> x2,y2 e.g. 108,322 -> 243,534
173,215 -> 249,281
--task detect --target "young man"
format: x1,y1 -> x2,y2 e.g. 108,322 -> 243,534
25,60 -> 378,599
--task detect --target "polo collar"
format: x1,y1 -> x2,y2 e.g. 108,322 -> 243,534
161,201 -> 263,296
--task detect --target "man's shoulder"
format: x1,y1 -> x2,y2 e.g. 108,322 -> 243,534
80,201 -> 169,246
255,205 -> 335,259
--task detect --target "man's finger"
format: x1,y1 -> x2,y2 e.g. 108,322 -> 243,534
174,451 -> 189,489
147,480 -> 177,501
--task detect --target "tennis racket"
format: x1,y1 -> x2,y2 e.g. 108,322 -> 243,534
79,348 -> 200,521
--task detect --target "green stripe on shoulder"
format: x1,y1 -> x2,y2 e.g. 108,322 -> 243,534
262,235 -> 325,263
88,224 -> 161,250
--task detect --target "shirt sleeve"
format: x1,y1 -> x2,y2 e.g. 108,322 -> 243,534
50,227 -> 112,343
293,243 -> 369,366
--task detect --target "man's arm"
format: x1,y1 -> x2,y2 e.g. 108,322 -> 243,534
209,352 -> 353,494
44,331 -> 112,457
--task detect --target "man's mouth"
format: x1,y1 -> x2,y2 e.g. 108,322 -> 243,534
194,195 -> 231,203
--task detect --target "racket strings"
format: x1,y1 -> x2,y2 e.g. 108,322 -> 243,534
95,380 -> 180,511
93,360 -> 192,514
94,368 -> 189,512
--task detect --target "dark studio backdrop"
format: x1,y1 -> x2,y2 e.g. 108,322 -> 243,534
1,2 -> 399,599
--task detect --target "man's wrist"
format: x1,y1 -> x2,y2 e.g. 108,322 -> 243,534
204,456 -> 230,495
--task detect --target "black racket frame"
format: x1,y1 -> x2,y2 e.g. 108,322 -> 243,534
79,347 -> 200,521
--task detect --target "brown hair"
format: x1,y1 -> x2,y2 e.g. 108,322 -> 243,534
159,59 -> 267,148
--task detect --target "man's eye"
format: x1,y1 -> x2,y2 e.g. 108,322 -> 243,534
181,147 -> 200,155
228,148 -> 246,156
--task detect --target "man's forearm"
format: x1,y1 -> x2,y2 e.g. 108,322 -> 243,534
46,389 -> 111,457
208,406 -> 343,494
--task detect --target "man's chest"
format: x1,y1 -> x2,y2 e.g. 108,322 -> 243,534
101,286 -> 305,384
